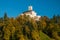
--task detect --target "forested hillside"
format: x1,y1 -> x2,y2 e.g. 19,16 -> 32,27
0,13 -> 60,40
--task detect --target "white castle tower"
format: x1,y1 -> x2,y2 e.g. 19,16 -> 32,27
28,6 -> 33,11
21,6 -> 41,21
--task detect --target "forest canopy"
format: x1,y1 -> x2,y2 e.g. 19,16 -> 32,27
0,13 -> 60,40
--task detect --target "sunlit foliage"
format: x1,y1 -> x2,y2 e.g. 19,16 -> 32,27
0,13 -> 60,40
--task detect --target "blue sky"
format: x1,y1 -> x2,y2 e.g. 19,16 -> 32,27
0,0 -> 60,18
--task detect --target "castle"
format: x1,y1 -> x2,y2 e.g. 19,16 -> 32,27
21,6 -> 41,21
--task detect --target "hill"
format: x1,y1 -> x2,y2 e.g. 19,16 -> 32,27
0,6 -> 60,40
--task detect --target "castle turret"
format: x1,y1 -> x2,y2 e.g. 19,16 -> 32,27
28,6 -> 33,11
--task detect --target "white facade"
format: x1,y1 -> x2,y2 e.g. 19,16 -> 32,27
25,11 -> 36,18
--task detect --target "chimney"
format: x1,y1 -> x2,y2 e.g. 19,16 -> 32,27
28,6 -> 33,11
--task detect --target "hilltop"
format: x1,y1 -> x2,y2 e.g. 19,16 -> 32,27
0,6 -> 60,40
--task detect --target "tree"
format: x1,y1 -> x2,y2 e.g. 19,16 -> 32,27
4,12 -> 8,20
